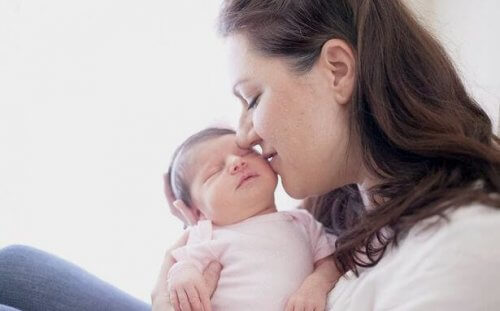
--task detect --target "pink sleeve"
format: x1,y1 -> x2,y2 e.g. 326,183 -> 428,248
171,220 -> 226,272
289,209 -> 336,262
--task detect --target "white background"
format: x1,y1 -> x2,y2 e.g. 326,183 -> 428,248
408,0 -> 500,132
1,0 -> 498,303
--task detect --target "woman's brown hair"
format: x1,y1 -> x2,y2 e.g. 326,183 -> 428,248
218,0 -> 500,274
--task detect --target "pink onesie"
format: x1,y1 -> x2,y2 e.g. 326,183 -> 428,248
171,209 -> 336,311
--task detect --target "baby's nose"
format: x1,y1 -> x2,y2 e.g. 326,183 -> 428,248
229,156 -> 247,174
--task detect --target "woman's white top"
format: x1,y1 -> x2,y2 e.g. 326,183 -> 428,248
326,203 -> 500,310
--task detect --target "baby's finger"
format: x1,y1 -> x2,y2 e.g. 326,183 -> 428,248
177,289 -> 191,311
185,285 -> 202,311
170,290 -> 180,311
196,283 -> 212,311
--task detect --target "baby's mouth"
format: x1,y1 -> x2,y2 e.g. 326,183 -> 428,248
236,173 -> 259,189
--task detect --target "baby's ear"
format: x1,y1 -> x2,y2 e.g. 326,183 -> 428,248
173,200 -> 200,226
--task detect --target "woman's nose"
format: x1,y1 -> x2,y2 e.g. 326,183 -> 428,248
236,113 -> 260,149
229,156 -> 247,175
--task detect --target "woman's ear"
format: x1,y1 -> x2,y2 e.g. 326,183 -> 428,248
173,200 -> 201,226
318,39 -> 356,105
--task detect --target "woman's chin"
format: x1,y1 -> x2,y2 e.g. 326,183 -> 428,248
282,176 -> 345,199
281,178 -> 309,199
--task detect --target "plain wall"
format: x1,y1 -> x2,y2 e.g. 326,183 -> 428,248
407,0 -> 500,132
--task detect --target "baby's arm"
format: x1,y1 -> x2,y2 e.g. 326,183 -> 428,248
308,255 -> 341,293
285,255 -> 341,311
286,210 -> 341,311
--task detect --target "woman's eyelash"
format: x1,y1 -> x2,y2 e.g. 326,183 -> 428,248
242,150 -> 254,157
247,95 -> 261,110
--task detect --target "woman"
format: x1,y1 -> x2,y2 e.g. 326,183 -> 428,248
1,0 -> 499,310
154,0 -> 500,310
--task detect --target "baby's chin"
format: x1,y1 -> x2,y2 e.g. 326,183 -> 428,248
245,201 -> 277,218
252,205 -> 278,217
212,204 -> 277,226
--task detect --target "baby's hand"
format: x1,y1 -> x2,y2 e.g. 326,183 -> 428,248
167,261 -> 212,311
285,278 -> 329,311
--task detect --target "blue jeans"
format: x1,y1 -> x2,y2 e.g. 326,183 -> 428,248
0,245 -> 151,311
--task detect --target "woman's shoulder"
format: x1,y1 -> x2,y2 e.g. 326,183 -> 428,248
327,203 -> 500,310
380,203 -> 500,308
406,203 -> 500,250
391,203 -> 500,270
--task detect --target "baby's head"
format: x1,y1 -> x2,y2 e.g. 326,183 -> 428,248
167,127 -> 278,226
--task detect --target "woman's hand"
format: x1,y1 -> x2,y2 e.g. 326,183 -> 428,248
151,232 -> 222,311
168,261 -> 213,311
151,261 -> 222,311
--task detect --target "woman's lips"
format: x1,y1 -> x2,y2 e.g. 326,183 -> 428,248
263,152 -> 277,162
269,154 -> 278,171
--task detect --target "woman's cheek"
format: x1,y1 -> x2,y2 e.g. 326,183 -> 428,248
252,102 -> 273,141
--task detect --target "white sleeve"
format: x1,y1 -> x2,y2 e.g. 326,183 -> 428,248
376,207 -> 500,310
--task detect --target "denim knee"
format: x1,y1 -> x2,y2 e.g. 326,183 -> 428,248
0,244 -> 37,260
0,244 -> 39,269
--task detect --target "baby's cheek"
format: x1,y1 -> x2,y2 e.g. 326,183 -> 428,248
205,185 -> 227,214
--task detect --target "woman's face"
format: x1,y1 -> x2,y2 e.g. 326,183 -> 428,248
226,34 -> 363,199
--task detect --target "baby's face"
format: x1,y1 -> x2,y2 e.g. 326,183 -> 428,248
186,134 -> 278,225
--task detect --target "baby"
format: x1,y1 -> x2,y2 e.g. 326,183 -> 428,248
166,127 -> 340,311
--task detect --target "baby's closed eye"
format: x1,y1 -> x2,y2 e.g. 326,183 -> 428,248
204,166 -> 223,182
